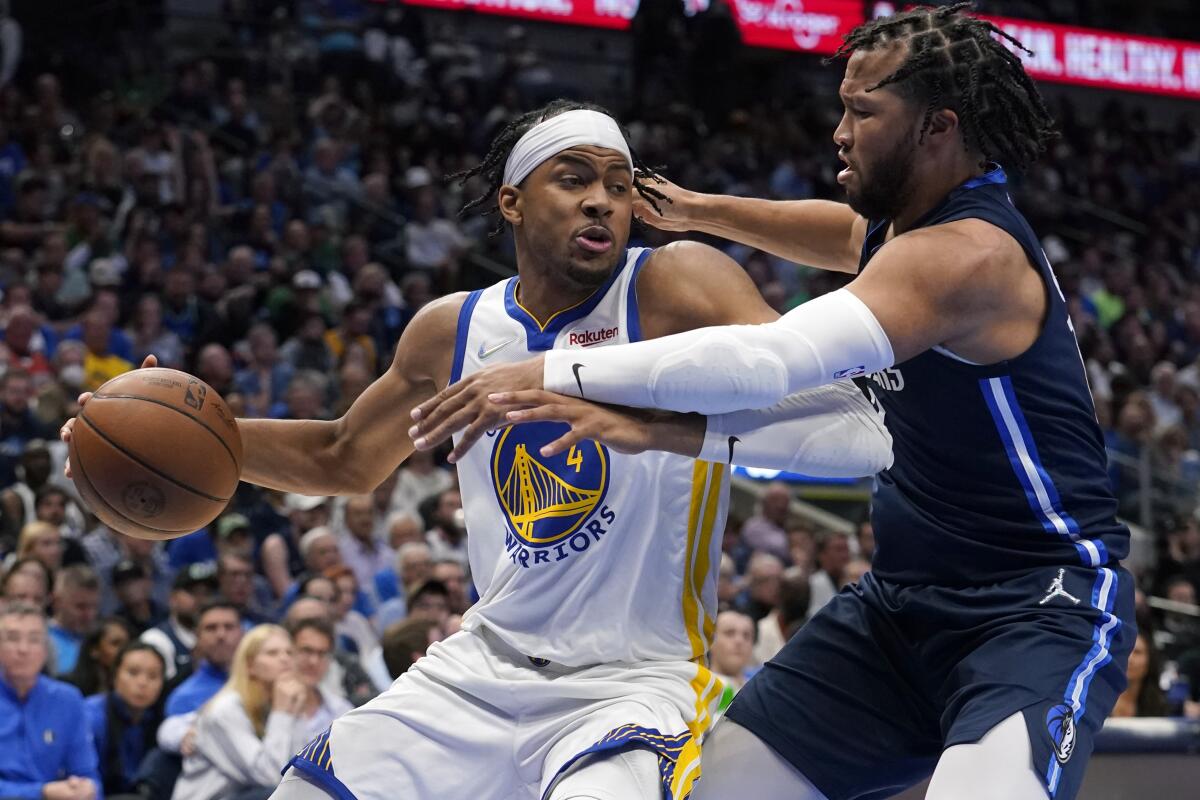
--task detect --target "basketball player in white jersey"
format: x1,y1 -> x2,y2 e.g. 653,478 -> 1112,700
61,101 -> 891,800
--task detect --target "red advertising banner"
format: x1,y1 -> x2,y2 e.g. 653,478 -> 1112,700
396,0 -> 863,53
983,15 -> 1200,100
400,0 -> 637,31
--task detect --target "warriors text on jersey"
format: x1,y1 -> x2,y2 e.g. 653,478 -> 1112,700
450,247 -> 731,667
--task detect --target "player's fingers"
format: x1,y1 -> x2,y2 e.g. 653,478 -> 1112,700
540,426 -> 586,458
447,420 -> 490,464
491,390 -> 561,409
141,354 -> 158,369
76,391 -> 94,407
63,457 -> 72,480
505,403 -> 571,424
59,418 -> 75,443
409,389 -> 471,441
411,381 -> 466,423
412,403 -> 485,450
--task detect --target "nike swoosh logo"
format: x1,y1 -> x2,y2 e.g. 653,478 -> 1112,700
478,338 -> 516,360
727,435 -> 740,464
572,363 -> 586,398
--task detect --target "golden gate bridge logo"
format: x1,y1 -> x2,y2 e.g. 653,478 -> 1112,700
491,422 -> 610,546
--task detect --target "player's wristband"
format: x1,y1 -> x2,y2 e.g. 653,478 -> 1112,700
543,289 -> 894,414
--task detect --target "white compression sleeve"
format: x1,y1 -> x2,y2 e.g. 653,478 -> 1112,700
697,381 -> 893,477
543,289 -> 894,414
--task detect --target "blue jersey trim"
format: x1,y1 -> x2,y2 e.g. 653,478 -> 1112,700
284,727 -> 358,800
1044,567 -> 1122,795
626,248 -> 653,343
979,376 -> 1102,567
961,164 -> 1007,189
449,289 -> 484,385
504,250 -> 631,351
541,723 -> 691,800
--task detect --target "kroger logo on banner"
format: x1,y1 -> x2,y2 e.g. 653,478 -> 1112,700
734,0 -> 843,50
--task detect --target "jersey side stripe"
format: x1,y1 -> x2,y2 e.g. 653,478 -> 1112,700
980,377 -> 1100,567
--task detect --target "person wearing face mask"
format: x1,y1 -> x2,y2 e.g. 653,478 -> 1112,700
171,624 -> 308,800
84,642 -> 167,797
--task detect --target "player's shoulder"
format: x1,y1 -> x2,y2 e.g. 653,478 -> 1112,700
638,241 -> 775,333
406,291 -> 471,340
880,218 -> 1024,288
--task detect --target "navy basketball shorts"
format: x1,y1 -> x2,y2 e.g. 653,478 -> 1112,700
725,564 -> 1135,800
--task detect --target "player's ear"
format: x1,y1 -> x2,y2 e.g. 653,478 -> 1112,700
924,108 -> 959,144
498,185 -> 522,226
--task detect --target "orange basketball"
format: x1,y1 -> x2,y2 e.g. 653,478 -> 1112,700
68,368 -> 244,540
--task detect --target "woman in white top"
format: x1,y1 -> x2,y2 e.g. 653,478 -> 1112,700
171,624 -> 308,800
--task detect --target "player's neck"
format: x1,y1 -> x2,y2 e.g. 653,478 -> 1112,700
891,158 -> 984,235
512,273 -> 594,329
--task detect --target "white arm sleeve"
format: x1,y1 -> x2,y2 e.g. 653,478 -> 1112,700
544,289 -> 894,414
697,381 -> 893,477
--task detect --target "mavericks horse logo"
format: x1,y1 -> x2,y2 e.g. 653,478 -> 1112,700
491,421 -> 610,547
1046,703 -> 1076,764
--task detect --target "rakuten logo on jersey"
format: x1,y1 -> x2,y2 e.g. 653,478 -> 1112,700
568,326 -> 619,347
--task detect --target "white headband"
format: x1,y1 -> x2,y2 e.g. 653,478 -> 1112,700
502,109 -> 633,187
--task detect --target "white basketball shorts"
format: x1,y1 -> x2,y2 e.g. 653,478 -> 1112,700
276,628 -> 722,800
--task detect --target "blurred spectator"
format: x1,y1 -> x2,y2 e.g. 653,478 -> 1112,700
406,579 -> 451,627
385,511 -> 424,551
84,526 -> 172,617
141,564 -> 217,682
740,482 -> 791,562
373,541 -> 432,630
217,551 -> 273,625
1,557 -> 49,609
0,370 -> 52,485
234,322 -> 294,418
404,185 -> 469,287
111,559 -> 165,633
285,617 -> 353,738
855,520 -> 875,563
0,602 -> 101,799
260,494 -> 329,599
736,552 -> 783,622
337,493 -> 393,595
48,563 -> 100,675
171,624 -> 307,800
66,616 -> 132,697
432,559 -> 469,616
14,519 -> 62,576
786,524 -> 815,574
283,595 -> 375,708
716,552 -> 741,611
128,294 -> 185,369
424,489 -> 465,568
390,449 -> 453,521
379,616 -> 444,683
1110,632 -> 1169,717
160,601 -> 244,756
325,564 -> 378,656
76,308 -> 134,391
808,531 -> 852,614
85,642 -> 166,797
753,566 -> 811,667
711,610 -> 756,712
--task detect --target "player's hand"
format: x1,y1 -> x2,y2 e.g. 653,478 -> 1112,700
61,354 -> 158,478
409,355 -> 545,463
493,390 -> 691,458
633,173 -> 693,233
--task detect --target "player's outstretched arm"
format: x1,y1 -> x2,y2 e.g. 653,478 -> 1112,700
634,176 -> 868,274
533,222 -> 1028,416
235,294 -> 462,495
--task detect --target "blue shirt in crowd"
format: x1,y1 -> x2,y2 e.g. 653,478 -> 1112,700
47,624 -> 82,675
0,673 -> 103,799
164,660 -> 227,716
85,693 -> 155,793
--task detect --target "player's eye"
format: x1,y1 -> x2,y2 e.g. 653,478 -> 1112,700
561,175 -> 584,187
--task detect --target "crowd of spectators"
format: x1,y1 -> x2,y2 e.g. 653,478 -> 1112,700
0,1 -> 1200,797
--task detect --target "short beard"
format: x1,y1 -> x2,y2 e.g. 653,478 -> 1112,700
845,133 -> 917,222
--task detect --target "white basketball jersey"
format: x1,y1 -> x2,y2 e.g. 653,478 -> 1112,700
451,247 -> 729,667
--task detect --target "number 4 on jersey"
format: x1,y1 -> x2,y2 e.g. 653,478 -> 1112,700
567,445 -> 584,472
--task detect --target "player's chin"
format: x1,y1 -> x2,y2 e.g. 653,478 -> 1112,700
565,246 -> 620,283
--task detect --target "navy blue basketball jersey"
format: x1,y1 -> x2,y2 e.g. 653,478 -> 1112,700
858,166 -> 1128,586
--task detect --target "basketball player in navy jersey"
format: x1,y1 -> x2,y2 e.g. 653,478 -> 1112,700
411,5 -> 1134,799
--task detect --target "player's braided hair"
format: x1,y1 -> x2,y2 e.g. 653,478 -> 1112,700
829,2 -> 1056,170
451,99 -> 669,235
